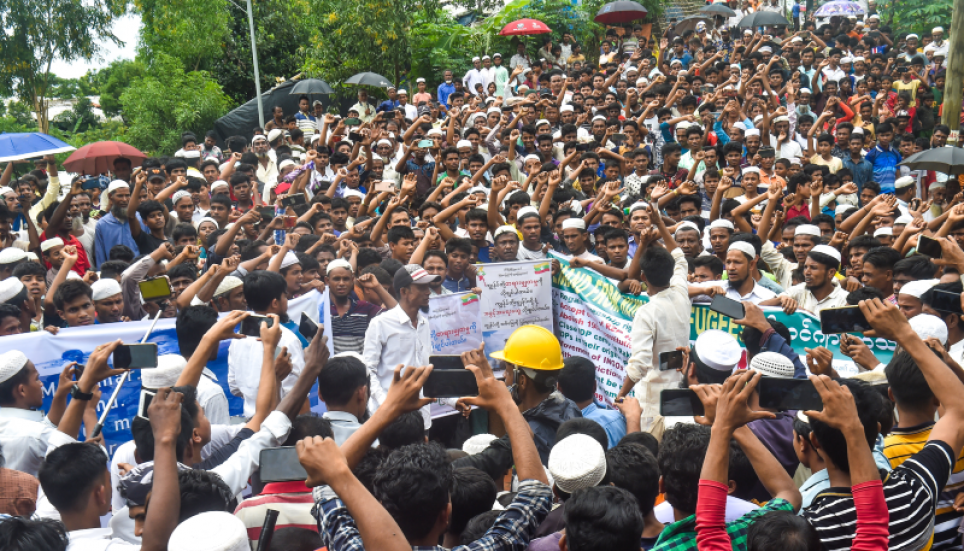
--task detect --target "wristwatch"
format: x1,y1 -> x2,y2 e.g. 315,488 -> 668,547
70,384 -> 93,401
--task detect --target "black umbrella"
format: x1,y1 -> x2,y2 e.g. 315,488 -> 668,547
344,72 -> 394,88
899,146 -> 964,175
700,3 -> 737,16
289,78 -> 335,95
594,1 -> 648,24
673,15 -> 714,35
737,10 -> 790,27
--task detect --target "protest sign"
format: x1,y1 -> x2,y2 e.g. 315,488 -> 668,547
428,291 -> 483,354
475,259 -> 553,357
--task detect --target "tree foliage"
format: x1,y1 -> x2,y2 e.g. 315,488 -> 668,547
136,0 -> 231,72
95,60 -> 148,120
877,0 -> 952,36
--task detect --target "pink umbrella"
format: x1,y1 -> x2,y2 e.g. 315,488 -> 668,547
63,141 -> 147,175
500,18 -> 551,36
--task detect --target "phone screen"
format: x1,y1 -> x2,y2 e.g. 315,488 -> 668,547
417,139 -> 435,148
138,278 -> 172,301
349,132 -> 363,142
383,111 -> 396,119
659,350 -> 685,371
281,193 -> 306,207
709,294 -> 745,320
344,117 -> 361,127
930,290 -> 964,315
917,235 -> 942,258
423,370 -> 479,398
259,206 -> 276,221
429,355 -> 465,370
299,316 -> 319,340
819,306 -> 872,334
240,315 -> 274,337
113,344 -> 159,369
375,181 -> 395,193
659,389 -> 705,417
259,447 -> 308,483
758,378 -> 823,411
138,390 -> 155,418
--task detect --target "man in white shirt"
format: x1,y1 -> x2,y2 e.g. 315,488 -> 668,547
363,264 -> 438,430
396,89 -> 419,121
778,245 -> 850,315
479,55 -> 496,91
560,218 -> 603,263
760,223 -> 821,290
695,241 -> 779,304
463,57 -> 485,98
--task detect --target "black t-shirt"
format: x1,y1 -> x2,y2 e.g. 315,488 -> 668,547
133,229 -> 168,255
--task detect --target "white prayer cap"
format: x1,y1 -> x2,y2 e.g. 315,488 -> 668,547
107,180 -> 130,194
894,214 -> 914,225
0,187 -> 14,197
591,115 -> 607,123
760,46 -> 772,53
799,87 -> 812,95
772,115 -> 789,124
487,106 -> 502,115
494,225 -> 519,239
789,157 -> 803,166
427,128 -> 444,136
809,244 -> 841,264
906,33 -> 919,40
210,180 -> 229,191
463,434 -> 498,455
909,313 -> 948,345
625,65 -> 639,73
252,134 -> 267,143
729,64 -> 741,70
278,159 -> 297,171
548,434 -> 607,493
91,278 -> 122,301
694,330 -> 742,371
791,36 -> 803,43
841,56 -> 853,64
795,224 -> 821,237
482,55 -> 491,60
852,127 -> 865,135
629,201 -> 650,214
895,176 -> 916,189
560,105 -> 575,113
835,204 -> 854,216
267,129 -> 285,142
343,189 -> 366,200
326,258 -> 354,275
728,241 -> 757,258
901,279 -> 939,299
213,275 -> 243,298
142,354 -> 186,389
457,140 -> 473,149
468,186 -> 488,195
670,59 -> 683,66
0,247 -> 27,264
172,190 -> 193,205
0,351 -> 28,384
397,89 -> 408,95
40,237 -> 64,252
675,221 -> 700,236
516,206 -> 540,221
417,77 -> 426,83
523,154 -> 542,163
0,278 -> 26,304
742,166 -> 761,175
66,271 -> 82,281
377,139 -> 393,148
873,227 -> 893,237
180,149 -> 201,159
472,56 -> 481,62
753,114 -> 764,123
676,121 -> 692,131
750,351 -> 795,379
709,219 -> 734,230
493,53 -> 502,58
196,217 -> 219,229
635,77 -> 649,87
24,252 -> 37,261
869,14 -> 880,19
280,252 -> 300,270
561,218 -> 586,231
732,122 -> 747,131
167,511 -> 249,551
933,26 -> 944,33
853,56 -> 865,63
930,181 -> 947,189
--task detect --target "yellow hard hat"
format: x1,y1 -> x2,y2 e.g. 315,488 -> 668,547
490,325 -> 564,371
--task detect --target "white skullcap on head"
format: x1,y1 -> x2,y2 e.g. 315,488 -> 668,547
930,181 -> 947,189
278,159 -> 297,171
427,128 -> 444,136
841,56 -> 853,64
732,122 -> 747,131
107,180 -> 130,194
694,330 -> 741,371
523,154 -> 542,164
326,258 -> 354,276
397,89 -> 408,95
172,190 -> 193,205
142,354 -> 186,389
280,252 -> 300,270
211,180 -> 229,191
670,59 -> 683,66
267,128 -> 284,142
799,87 -> 812,95
676,121 -> 692,131
789,157 -> 803,166
895,176 -> 916,189
853,56 -> 865,62
901,279 -> 939,299
636,77 -> 649,86
894,214 -> 914,225
728,241 -> 757,258
809,244 -> 841,264
167,511 -> 249,551
40,237 -> 64,252
744,129 -> 761,137
906,33 -> 919,40
0,187 -> 13,197
795,224 -> 821,237
377,139 -> 393,147
343,189 -> 366,200
873,227 -> 893,237
750,351 -> 795,379
852,126 -> 864,135
456,140 -> 473,149
933,26 -> 944,32
0,351 -> 28,384
629,201 -> 649,213
91,278 -> 122,301
463,434 -> 498,455
561,218 -> 586,231
516,206 -> 540,220
196,217 -> 218,229
472,56 -> 481,62
213,276 -> 243,298
791,36 -> 803,43
772,115 -> 789,124
548,434 -> 607,493
729,64 -> 741,70
910,313 -> 948,345
709,219 -> 734,230
494,225 -> 518,239
835,204 -> 854,216
0,247 -> 27,264
487,106 -> 501,115
759,46 -> 772,53
560,105 -> 574,113
24,252 -> 37,261
468,186 -> 487,195
675,221 -> 700,236
536,119 -> 551,127
66,271 -> 82,281
742,166 -> 761,175
591,115 -> 607,123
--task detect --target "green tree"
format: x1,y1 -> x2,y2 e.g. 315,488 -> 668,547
0,0 -> 124,133
97,59 -> 147,120
136,0 -> 231,72
6,100 -> 36,128
51,97 -> 101,135
877,0 -> 951,35
120,54 -> 234,155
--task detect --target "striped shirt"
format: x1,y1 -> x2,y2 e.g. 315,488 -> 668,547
234,481 -> 317,544
884,423 -> 964,551
330,298 -> 383,355
803,441 -> 955,551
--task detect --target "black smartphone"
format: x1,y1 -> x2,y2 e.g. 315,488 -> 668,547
819,306 -> 872,334
81,176 -> 104,190
930,289 -> 964,314
423,370 -> 479,398
138,390 -> 155,418
138,277 -> 172,301
917,235 -> 942,258
429,355 -> 465,370
259,446 -> 308,483
113,343 -> 159,369
259,206 -> 276,221
710,294 -> 745,320
299,315 -> 319,341
383,111 -> 396,119
758,377 -> 823,411
240,315 -> 274,337
280,193 -> 306,208
659,389 -> 705,416
659,350 -> 685,371
349,132 -> 363,142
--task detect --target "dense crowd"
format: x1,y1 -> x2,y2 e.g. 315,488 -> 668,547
0,1 -> 961,550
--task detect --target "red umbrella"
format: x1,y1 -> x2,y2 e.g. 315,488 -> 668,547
63,141 -> 147,175
500,18 -> 551,36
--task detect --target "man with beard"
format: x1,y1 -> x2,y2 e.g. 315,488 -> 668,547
775,245 -> 849,315
251,134 -> 278,189
94,180 -> 141,268
40,179 -> 91,276
695,241 -> 777,304
71,187 -> 97,261
90,278 -> 128,323
326,259 -> 384,355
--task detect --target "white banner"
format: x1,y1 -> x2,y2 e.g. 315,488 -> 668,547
428,292 -> 483,354
475,259 -> 553,357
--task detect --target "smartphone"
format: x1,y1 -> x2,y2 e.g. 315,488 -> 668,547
820,306 -> 872,334
283,216 -> 297,230
659,389 -> 705,416
758,378 -> 823,411
709,294 -> 745,320
383,111 -> 396,119
417,139 -> 435,148
81,176 -> 103,190
240,315 -> 274,338
344,117 -> 361,126
423,370 -> 479,398
280,193 -> 306,208
138,390 -> 155,418
138,277 -> 172,301
930,289 -> 964,314
113,343 -> 159,369
659,350 -> 685,371
259,447 -> 308,483
299,315 -> 319,341
375,180 -> 395,193
349,131 -> 363,142
259,206 -> 276,221
429,355 -> 465,371
611,133 -> 627,142
917,235 -> 942,258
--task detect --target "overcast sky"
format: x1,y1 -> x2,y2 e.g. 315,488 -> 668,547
50,13 -> 141,80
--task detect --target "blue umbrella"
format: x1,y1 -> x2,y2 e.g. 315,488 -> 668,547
814,0 -> 864,17
0,133 -> 75,163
